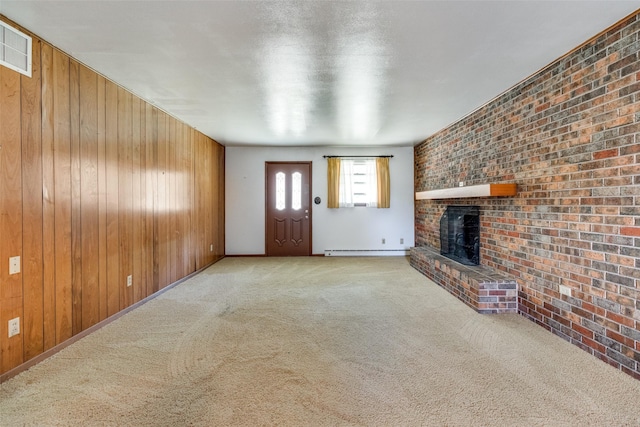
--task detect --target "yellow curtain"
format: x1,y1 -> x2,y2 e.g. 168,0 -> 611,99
327,157 -> 341,208
376,157 -> 390,208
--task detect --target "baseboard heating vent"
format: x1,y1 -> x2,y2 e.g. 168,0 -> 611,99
324,249 -> 408,257
0,21 -> 32,77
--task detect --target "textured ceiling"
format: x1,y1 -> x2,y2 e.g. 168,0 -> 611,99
1,1 -> 638,147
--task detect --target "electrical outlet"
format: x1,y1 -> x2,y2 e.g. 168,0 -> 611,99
382,238 -> 386,244
459,181 -> 464,187
127,275 -> 132,287
9,256 -> 20,275
8,317 -> 20,338
400,238 -> 404,244
210,244 -> 213,252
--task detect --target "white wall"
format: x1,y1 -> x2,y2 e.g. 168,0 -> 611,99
225,146 -> 415,255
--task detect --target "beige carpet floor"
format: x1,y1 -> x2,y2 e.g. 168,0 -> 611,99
1,256 -> 640,426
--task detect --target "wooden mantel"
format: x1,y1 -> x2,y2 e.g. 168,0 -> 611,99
415,183 -> 517,200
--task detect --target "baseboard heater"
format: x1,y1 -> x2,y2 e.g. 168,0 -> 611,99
324,249 -> 409,257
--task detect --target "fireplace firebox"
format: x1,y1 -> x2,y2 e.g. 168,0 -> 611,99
439,206 -> 480,266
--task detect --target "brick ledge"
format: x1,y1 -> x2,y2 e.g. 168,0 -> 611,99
410,246 -> 518,314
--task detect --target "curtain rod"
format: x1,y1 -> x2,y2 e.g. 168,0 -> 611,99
323,155 -> 393,158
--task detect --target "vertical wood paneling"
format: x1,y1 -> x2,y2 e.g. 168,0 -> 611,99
200,135 -> 208,267
175,121 -> 183,278
211,140 -> 219,264
177,122 -> 186,278
205,138 -> 213,266
216,141 -> 225,262
69,59 -> 82,335
97,75 -> 107,322
194,133 -> 202,269
105,80 -> 119,317
139,101 -> 150,299
207,135 -> 214,264
176,124 -> 182,275
40,43 -> 56,351
131,96 -> 143,303
148,105 -> 159,295
168,118 -> 177,284
0,60 -> 25,372
0,18 -> 225,378
195,133 -> 206,270
155,111 -> 163,289
185,125 -> 192,274
21,39 -> 44,361
157,112 -> 168,289
189,129 -> 197,271
213,143 -> 223,261
183,125 -> 192,276
201,135 -> 208,267
79,64 -> 99,330
118,88 -> 133,309
52,49 -> 73,345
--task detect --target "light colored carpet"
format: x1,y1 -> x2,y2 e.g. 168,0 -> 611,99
1,256 -> 639,426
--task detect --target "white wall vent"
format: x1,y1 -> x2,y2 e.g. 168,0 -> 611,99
0,21 -> 32,77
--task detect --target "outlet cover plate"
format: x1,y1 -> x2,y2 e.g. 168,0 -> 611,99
9,256 -> 20,275
8,317 -> 20,338
127,275 -> 132,287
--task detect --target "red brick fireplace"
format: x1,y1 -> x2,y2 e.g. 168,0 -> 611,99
412,11 -> 640,380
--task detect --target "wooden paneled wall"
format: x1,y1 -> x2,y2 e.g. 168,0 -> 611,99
0,19 -> 225,376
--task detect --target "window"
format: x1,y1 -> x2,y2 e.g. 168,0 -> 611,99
339,159 -> 378,207
274,170 -> 302,211
327,157 -> 390,209
275,172 -> 285,210
292,172 -> 302,210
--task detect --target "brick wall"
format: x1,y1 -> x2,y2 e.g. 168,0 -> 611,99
414,12 -> 640,380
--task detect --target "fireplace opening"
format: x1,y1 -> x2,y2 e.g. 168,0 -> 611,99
439,206 -> 480,266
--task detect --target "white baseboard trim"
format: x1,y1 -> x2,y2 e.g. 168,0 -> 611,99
324,249 -> 409,257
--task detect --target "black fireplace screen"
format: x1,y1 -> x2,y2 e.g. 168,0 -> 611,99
439,206 -> 480,266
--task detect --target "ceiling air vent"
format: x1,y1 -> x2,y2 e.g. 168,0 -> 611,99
0,21 -> 32,77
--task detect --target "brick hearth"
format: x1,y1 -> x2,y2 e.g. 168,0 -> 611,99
410,247 -> 518,314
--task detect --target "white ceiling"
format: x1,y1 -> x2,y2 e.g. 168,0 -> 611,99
1,1 -> 639,147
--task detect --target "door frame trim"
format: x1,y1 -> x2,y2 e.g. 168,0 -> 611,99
264,161 -> 313,256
